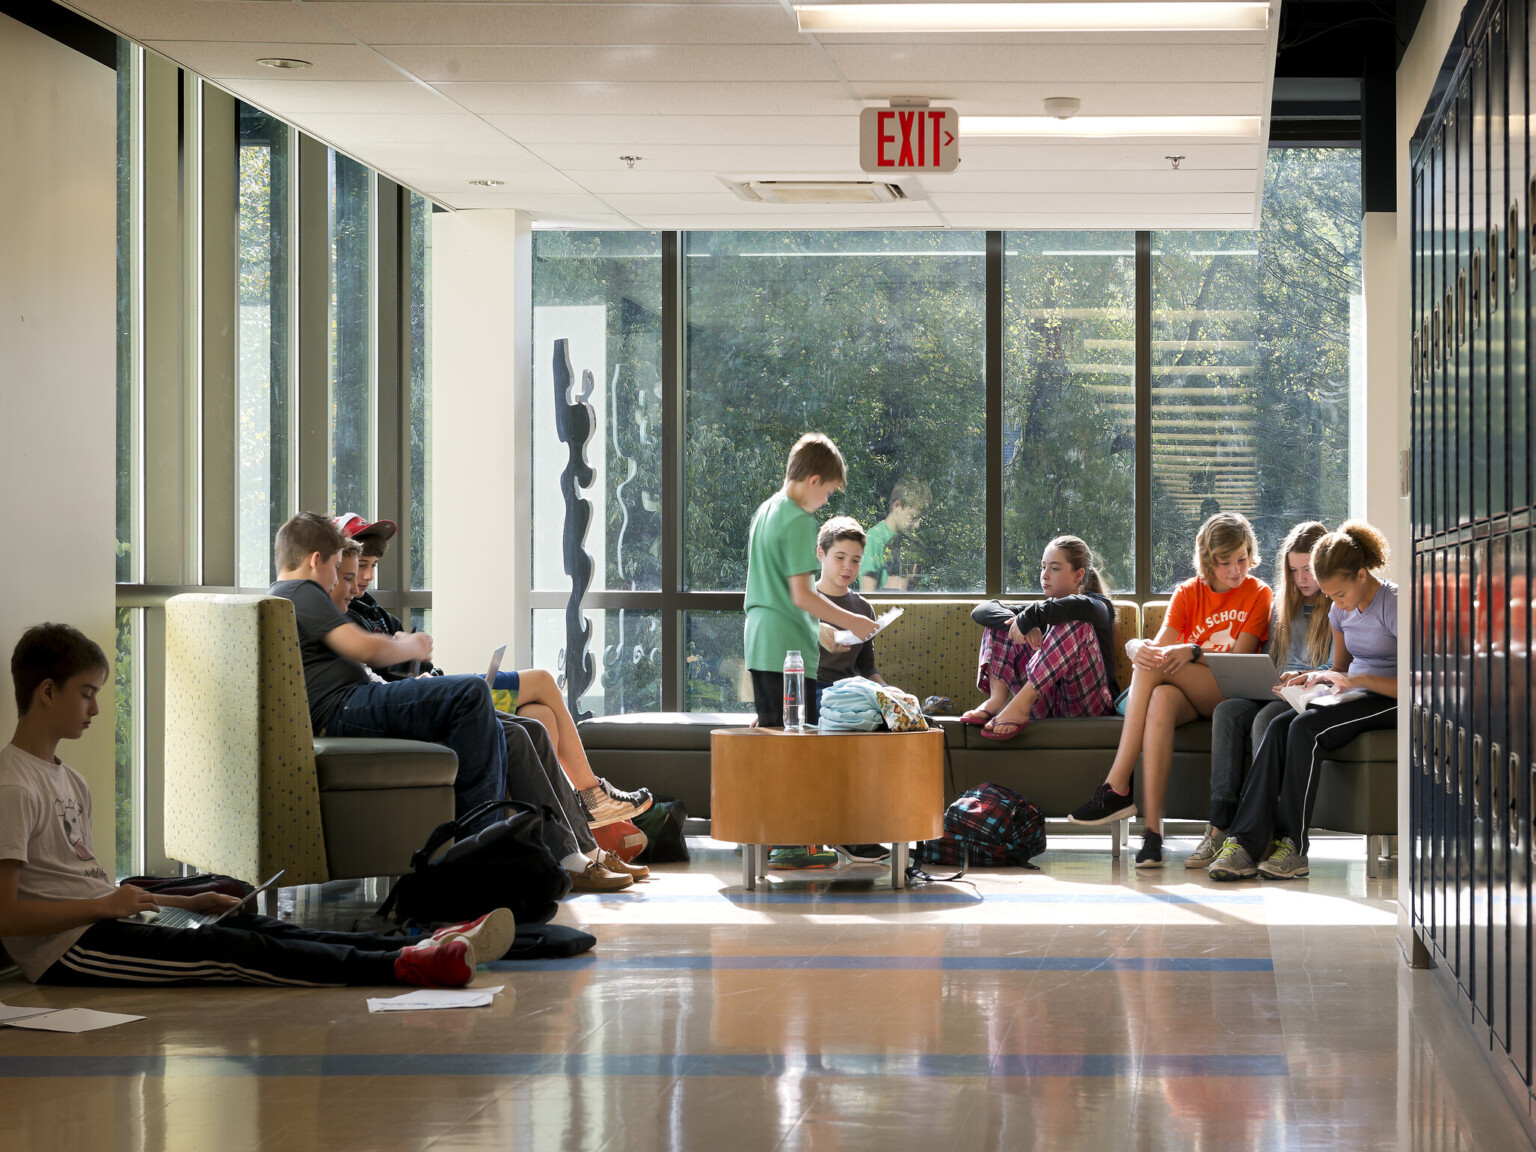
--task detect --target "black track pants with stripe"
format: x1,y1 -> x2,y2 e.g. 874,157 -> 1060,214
1228,693 -> 1397,861
39,914 -> 404,987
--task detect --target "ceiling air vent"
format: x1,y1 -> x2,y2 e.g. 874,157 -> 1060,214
726,179 -> 909,205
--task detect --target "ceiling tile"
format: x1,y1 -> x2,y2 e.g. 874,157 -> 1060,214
942,212 -> 1259,229
520,142 -> 861,171
68,0 -> 353,44
142,40 -> 407,82
921,168 -> 1260,194
481,114 -> 860,147
559,169 -> 747,195
435,81 -> 856,116
288,112 -> 513,145
381,44 -> 834,84
212,78 -> 456,113
624,212 -> 944,229
319,3 -> 804,46
596,192 -> 942,215
388,168 -> 590,195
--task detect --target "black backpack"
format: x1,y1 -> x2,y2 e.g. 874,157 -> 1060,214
379,799 -> 572,926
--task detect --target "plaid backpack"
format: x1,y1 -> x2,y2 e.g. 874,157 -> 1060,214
916,783 -> 1045,867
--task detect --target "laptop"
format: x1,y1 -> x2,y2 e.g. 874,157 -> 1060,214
124,870 -> 286,929
485,643 -> 507,687
1202,653 -> 1283,700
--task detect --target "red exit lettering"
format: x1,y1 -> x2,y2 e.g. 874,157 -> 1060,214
872,108 -> 957,170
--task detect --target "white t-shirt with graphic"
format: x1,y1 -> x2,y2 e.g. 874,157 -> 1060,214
0,743 -> 117,981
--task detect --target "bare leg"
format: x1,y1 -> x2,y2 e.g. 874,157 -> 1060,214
965,681 -> 1013,722
1105,661 -> 1224,792
513,670 -> 599,788
1140,684 -> 1199,834
989,683 -> 1038,728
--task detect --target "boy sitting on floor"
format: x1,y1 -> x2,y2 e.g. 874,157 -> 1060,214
0,623 -> 512,987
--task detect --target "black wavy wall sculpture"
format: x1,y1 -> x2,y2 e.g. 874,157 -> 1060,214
552,338 -> 595,722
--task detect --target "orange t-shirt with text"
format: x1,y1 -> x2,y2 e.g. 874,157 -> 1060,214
1164,575 -> 1272,651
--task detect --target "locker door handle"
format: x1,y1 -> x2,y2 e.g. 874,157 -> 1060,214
1473,733 -> 1483,818
1511,753 -> 1522,852
1434,712 -> 1444,787
1458,727 -> 1468,803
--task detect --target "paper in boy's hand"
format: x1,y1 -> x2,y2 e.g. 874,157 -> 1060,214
834,607 -> 903,648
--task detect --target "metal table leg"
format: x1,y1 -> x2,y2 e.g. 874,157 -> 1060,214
743,844 -> 758,891
891,842 -> 909,890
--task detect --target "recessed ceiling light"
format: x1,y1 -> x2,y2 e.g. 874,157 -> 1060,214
794,3 -> 1270,33
256,57 -> 312,70
467,179 -> 507,187
961,116 -> 1262,138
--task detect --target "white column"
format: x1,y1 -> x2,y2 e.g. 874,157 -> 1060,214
0,16 -> 117,861
430,210 -> 533,674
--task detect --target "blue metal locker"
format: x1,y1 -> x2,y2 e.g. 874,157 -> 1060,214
1516,529 -> 1532,1080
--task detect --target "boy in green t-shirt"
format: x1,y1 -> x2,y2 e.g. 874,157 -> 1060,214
859,476 -> 931,592
744,433 -> 878,729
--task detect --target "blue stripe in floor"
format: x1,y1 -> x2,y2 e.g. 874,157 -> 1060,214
488,955 -> 1273,973
0,1052 -> 1288,1079
569,891 -> 1263,905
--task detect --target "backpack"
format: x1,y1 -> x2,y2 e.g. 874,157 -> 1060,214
632,798 -> 689,864
379,799 -> 572,927
916,784 -> 1045,868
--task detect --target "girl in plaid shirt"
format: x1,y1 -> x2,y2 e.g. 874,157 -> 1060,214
961,536 -> 1118,740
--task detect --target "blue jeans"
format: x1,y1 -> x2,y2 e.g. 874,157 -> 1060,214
325,675 -> 507,832
1208,697 -> 1291,829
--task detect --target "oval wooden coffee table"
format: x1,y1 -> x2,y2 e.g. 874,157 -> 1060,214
711,727 -> 944,890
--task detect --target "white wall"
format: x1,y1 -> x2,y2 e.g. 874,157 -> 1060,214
0,16 -> 118,860
430,210 -> 533,673
1395,0 -> 1467,949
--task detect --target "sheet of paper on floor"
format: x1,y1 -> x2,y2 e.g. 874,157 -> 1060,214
366,985 -> 504,1013
4,1008 -> 145,1032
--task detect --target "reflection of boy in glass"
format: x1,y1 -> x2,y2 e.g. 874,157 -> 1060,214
859,477 -> 930,592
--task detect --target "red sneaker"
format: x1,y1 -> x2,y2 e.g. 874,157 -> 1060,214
428,908 -> 516,966
394,937 -> 473,988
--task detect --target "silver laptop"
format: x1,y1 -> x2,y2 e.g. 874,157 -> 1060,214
1203,653 -> 1282,700
125,870 -> 285,929
485,643 -> 507,687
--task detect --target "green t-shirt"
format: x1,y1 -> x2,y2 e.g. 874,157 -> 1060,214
743,491 -> 821,679
860,519 -> 897,587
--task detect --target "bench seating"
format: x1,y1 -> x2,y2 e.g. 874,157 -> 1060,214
580,598 -> 1397,861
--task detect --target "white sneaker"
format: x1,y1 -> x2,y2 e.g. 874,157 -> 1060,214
1185,824 -> 1225,869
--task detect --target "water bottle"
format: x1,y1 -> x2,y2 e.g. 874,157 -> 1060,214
782,650 -> 806,732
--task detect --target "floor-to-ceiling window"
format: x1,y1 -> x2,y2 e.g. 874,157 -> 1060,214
113,48 -> 434,875
530,148 -> 1363,717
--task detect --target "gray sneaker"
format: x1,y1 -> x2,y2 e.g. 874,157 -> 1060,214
1207,837 -> 1257,881
1257,837 -> 1309,880
1185,824 -> 1225,869
579,781 -> 653,829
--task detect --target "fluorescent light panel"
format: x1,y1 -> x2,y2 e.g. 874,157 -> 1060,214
795,3 -> 1269,33
962,116 -> 1261,137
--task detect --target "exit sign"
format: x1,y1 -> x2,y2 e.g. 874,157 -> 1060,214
859,107 -> 959,173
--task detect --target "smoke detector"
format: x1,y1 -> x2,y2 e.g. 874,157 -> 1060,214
1043,97 -> 1082,119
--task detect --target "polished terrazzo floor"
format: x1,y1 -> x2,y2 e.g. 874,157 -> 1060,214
1,834 -> 1530,1151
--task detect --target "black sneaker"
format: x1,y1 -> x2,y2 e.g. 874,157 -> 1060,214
1135,830 -> 1164,869
1067,781 -> 1137,825
838,844 -> 891,862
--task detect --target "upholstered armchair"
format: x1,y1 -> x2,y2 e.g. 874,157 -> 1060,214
163,594 -> 457,886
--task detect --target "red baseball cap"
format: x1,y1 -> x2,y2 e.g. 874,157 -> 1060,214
333,513 -> 398,544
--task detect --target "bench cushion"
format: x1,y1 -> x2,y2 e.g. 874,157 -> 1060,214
313,738 -> 459,790
580,712 -> 751,752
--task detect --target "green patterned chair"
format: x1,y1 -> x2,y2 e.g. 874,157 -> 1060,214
163,594 -> 458,888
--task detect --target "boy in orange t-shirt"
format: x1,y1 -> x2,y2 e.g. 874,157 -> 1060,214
1067,513 -> 1273,867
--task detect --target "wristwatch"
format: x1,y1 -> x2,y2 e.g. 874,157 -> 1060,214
1189,644 -> 1201,662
